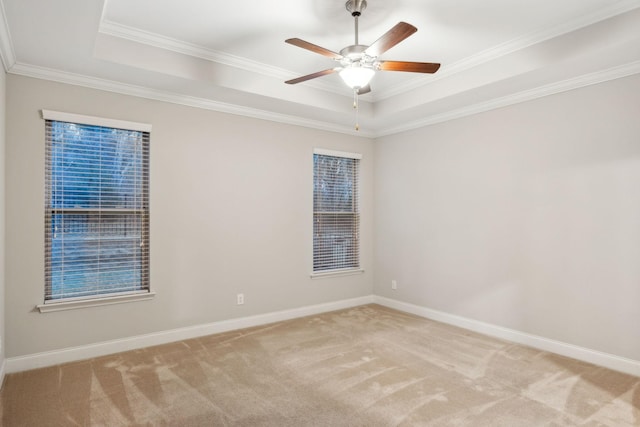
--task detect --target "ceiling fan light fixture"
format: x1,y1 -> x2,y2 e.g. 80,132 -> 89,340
339,66 -> 375,89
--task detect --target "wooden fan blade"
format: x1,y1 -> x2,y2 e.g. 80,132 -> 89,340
285,38 -> 343,59
365,22 -> 417,57
285,68 -> 337,85
378,61 -> 441,73
357,85 -> 371,95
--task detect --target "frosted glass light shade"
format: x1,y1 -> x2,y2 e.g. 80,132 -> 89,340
339,66 -> 375,89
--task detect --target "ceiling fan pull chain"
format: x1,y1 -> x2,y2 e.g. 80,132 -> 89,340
353,89 -> 360,131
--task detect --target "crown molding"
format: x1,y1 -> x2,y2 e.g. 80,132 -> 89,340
377,60 -> 640,137
0,0 -> 16,71
374,0 -> 640,102
98,1 -> 640,105
99,20 -> 291,80
8,62 -> 375,138
9,59 -> 640,139
98,20 -> 352,98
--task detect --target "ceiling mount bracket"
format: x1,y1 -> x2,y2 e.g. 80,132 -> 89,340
345,0 -> 367,17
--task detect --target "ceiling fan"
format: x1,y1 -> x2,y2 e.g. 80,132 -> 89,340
285,0 -> 441,96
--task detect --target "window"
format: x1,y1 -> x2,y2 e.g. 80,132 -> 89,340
313,148 -> 362,275
42,110 -> 150,307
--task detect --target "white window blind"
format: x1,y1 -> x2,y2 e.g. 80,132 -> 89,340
44,115 -> 150,302
313,149 -> 361,272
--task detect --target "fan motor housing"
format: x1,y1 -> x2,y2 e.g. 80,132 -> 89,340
340,44 -> 368,58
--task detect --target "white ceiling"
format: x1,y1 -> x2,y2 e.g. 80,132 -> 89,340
1,0 -> 639,137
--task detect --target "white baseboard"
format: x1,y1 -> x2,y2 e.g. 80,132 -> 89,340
374,296 -> 640,378
0,358 -> 5,389
7,294 -> 639,378
5,295 -> 374,373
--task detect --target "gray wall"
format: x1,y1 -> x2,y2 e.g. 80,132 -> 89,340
5,75 -> 374,358
0,66 -> 5,367
374,73 -> 640,361
5,70 -> 640,365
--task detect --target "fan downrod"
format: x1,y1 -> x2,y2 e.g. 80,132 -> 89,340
346,0 -> 367,45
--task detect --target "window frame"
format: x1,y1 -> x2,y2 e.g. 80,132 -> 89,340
311,148 -> 364,279
37,110 -> 154,313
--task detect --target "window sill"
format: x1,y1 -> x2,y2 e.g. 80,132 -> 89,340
36,291 -> 156,313
310,268 -> 364,279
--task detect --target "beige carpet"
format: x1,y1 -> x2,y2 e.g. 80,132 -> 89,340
1,304 -> 638,426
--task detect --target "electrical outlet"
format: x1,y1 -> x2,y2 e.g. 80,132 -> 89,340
237,293 -> 244,305
391,280 -> 397,290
